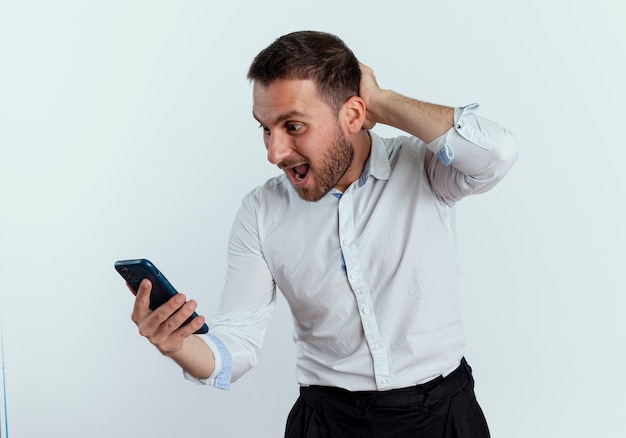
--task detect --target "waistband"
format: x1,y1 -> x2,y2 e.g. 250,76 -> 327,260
301,358 -> 472,409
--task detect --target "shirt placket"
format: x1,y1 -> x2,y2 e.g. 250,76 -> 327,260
337,188 -> 391,390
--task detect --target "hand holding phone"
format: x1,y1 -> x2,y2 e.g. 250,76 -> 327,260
115,259 -> 209,335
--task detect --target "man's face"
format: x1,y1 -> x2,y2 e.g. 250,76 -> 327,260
252,79 -> 355,202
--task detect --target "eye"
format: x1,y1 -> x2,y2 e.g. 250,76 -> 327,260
286,123 -> 303,133
259,124 -> 270,135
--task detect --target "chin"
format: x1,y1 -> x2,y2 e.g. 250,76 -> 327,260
294,186 -> 327,202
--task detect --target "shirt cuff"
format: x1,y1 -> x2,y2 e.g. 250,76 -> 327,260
428,103 -> 482,166
183,333 -> 233,390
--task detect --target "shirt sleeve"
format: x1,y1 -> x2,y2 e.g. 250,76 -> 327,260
198,190 -> 277,386
425,103 -> 519,205
183,333 -> 232,389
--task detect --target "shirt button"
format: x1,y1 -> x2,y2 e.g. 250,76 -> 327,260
362,306 -> 371,314
379,378 -> 389,385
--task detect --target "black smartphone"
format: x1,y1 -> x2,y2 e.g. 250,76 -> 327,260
114,258 -> 209,334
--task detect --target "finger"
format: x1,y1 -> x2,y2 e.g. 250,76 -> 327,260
135,279 -> 152,302
358,63 -> 377,85
186,313 -> 207,334
167,310 -> 207,349
159,297 -> 197,335
167,300 -> 206,338
151,312 -> 207,356
131,279 -> 153,325
169,315 -> 207,347
143,298 -> 202,348
145,293 -> 187,330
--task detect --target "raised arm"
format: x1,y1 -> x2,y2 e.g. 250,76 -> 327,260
359,63 -> 454,143
359,63 -> 519,204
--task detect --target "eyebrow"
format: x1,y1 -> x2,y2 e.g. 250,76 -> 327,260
252,110 -> 308,126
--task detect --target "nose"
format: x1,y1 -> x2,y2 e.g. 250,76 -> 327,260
266,132 -> 292,165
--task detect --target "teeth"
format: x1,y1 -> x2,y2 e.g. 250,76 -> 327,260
291,166 -> 307,182
291,164 -> 309,182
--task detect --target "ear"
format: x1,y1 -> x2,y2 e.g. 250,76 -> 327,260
341,96 -> 367,134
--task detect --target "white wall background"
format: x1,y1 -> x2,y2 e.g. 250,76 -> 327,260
1,0 -> 625,436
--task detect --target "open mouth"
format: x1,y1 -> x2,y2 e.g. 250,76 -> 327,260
289,164 -> 310,184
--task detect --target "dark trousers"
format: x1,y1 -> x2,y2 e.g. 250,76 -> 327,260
284,358 -> 490,438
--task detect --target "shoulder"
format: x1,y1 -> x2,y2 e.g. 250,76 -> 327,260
370,131 -> 428,170
228,174 -> 291,241
236,173 -> 295,222
244,174 -> 290,205
371,131 -> 425,154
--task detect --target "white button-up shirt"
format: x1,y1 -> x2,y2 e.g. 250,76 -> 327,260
188,104 -> 519,391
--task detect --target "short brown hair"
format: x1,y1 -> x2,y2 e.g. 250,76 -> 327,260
247,31 -> 361,114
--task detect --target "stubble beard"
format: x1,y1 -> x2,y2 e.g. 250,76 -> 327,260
295,127 -> 354,202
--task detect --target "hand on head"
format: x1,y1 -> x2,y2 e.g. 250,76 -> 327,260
358,63 -> 383,130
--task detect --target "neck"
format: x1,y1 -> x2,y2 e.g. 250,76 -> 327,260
336,129 -> 372,192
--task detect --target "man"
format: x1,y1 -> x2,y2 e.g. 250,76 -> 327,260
130,31 -> 518,437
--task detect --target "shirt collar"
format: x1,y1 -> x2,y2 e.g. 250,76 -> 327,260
329,131 -> 391,198
363,131 -> 391,183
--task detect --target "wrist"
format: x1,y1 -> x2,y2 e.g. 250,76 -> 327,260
366,89 -> 395,127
